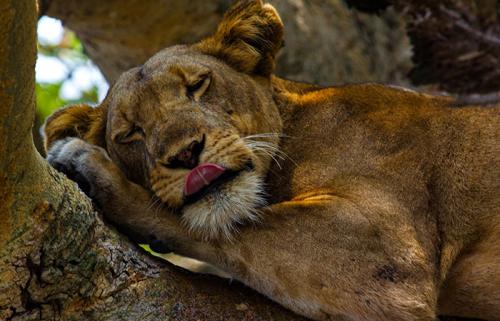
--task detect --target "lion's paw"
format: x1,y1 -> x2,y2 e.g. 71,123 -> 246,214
47,137 -> 117,204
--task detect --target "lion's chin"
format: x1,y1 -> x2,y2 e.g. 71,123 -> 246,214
181,171 -> 265,241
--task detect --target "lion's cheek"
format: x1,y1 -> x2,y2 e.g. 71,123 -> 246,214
150,170 -> 186,209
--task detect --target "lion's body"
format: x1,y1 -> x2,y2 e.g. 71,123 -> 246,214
260,80 -> 500,319
44,1 -> 500,320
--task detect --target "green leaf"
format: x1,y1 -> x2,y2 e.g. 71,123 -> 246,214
36,82 -> 66,121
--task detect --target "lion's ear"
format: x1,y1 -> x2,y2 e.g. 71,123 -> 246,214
195,0 -> 284,77
43,104 -> 106,152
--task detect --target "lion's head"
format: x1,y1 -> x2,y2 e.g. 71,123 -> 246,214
44,0 -> 285,240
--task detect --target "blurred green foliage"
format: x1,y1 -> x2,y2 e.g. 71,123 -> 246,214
36,82 -> 99,120
38,28 -> 84,58
36,29 -> 99,122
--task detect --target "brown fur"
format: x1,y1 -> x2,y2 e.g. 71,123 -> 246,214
44,1 -> 500,320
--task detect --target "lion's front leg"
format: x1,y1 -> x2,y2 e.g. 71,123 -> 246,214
46,137 -> 190,253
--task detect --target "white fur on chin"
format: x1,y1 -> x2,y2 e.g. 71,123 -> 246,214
181,171 -> 265,241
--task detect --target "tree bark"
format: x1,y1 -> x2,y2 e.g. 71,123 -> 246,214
41,0 -> 412,86
0,1 -> 307,320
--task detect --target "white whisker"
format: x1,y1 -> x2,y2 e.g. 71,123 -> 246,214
243,132 -> 293,140
248,145 -> 283,169
242,134 -> 298,168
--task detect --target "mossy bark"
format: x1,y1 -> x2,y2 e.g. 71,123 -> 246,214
1,173 -> 307,320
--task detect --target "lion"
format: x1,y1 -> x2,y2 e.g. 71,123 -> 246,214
44,0 -> 500,320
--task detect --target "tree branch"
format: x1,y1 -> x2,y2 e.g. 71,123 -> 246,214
454,91 -> 500,107
0,184 -> 307,320
0,0 -> 39,243
42,0 -> 412,86
390,0 -> 500,93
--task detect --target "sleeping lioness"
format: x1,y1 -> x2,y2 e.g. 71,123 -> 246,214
44,0 -> 500,320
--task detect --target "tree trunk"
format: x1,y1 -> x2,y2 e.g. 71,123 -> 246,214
0,1 -> 307,320
40,0 -> 412,86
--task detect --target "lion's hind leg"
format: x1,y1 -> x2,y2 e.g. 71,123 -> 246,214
214,194 -> 440,321
438,219 -> 500,321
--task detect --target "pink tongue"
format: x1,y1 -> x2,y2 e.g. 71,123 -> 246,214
184,163 -> 226,196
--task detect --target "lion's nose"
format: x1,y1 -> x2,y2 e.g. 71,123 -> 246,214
161,135 -> 205,170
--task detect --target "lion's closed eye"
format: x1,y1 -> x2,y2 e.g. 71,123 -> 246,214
186,74 -> 211,101
116,124 -> 145,144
